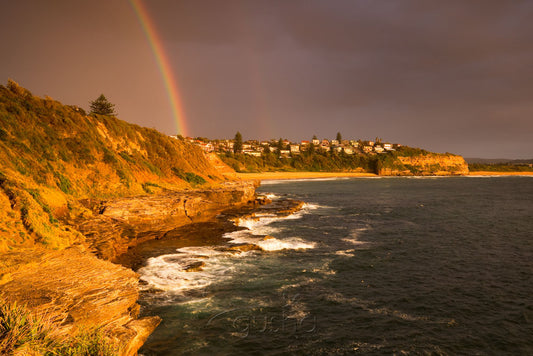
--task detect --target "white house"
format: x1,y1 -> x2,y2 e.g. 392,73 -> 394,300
244,150 -> 262,157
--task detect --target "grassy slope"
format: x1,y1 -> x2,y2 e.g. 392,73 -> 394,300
0,80 -> 226,252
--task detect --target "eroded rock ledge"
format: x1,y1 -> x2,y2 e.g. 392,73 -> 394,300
76,181 -> 258,261
0,246 -> 160,355
1,180 -> 259,355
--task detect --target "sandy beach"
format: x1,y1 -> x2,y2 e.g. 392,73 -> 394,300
236,171 -> 378,181
236,171 -> 533,181
468,171 -> 533,176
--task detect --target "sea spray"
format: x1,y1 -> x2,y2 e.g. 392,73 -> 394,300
138,199 -> 318,297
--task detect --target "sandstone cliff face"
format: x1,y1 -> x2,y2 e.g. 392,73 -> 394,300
76,181 -> 258,261
379,154 -> 469,176
0,247 -> 160,355
0,82 -> 261,354
0,182 -> 257,354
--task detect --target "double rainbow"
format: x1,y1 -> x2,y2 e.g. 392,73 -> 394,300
129,0 -> 189,136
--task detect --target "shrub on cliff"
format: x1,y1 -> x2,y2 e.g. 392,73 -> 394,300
0,299 -> 119,355
171,167 -> 207,186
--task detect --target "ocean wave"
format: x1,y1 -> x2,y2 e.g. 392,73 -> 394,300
325,293 -> 432,322
341,238 -> 369,246
335,249 -> 356,256
139,201 -> 318,295
226,203 -> 318,250
226,231 -> 315,251
264,193 -> 280,200
138,250 -> 234,294
231,201 -> 320,235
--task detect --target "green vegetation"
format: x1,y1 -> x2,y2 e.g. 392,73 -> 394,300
0,80 -> 217,197
89,94 -> 116,116
233,131 -> 243,154
469,163 -> 533,172
171,167 -> 207,186
219,150 -> 378,173
0,80 -> 221,251
219,145 -> 461,175
0,299 -> 119,355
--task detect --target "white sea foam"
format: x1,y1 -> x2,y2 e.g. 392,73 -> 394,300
226,203 -> 318,250
232,216 -> 283,235
139,199 -> 317,295
232,202 -> 320,235
341,227 -> 370,246
137,245 -> 254,294
139,254 -> 221,293
324,293 -> 436,322
302,202 -> 323,210
335,249 -> 356,256
226,231 -> 315,251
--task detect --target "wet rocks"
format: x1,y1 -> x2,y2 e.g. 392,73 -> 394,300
227,243 -> 263,252
183,261 -> 206,272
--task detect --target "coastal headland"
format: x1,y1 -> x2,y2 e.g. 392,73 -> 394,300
0,180 -> 261,355
0,82 -> 263,354
0,81 -> 527,354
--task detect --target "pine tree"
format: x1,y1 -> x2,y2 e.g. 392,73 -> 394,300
89,94 -> 116,116
233,131 -> 243,153
336,132 -> 342,142
277,138 -> 284,153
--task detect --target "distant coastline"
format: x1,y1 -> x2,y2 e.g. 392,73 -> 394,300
237,171 -> 533,181
467,171 -> 533,176
236,172 -> 377,181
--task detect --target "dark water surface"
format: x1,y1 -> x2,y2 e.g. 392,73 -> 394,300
138,177 -> 533,355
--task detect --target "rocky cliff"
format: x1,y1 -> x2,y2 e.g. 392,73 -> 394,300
76,181 -> 257,261
378,153 -> 469,176
0,81 -> 257,354
1,247 -> 160,355
0,80 -> 233,253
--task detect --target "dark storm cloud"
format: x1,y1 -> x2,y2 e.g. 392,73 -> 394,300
0,0 -> 532,158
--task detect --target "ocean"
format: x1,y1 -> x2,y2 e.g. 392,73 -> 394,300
137,176 -> 533,355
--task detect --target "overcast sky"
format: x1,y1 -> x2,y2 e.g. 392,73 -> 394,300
1,0 -> 532,158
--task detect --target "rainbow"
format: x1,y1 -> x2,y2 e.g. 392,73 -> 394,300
129,0 -> 189,136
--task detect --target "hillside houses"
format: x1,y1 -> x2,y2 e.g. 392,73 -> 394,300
180,135 -> 401,156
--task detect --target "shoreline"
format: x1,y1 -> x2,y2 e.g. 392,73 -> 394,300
0,182 -> 259,355
236,171 -> 533,181
467,171 -> 533,176
236,172 -> 378,181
